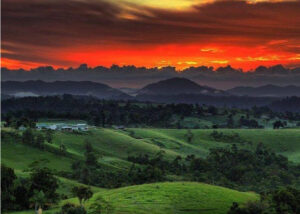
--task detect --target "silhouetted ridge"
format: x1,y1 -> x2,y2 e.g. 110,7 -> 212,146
228,85 -> 300,97
138,77 -> 227,96
1,80 -> 130,99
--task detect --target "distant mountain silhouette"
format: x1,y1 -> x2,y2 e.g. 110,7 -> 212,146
227,85 -> 300,97
137,77 -> 227,96
1,80 -> 130,99
136,93 -> 278,108
269,97 -> 300,113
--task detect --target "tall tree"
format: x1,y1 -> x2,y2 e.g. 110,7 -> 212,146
35,133 -> 45,149
30,190 -> 46,214
72,186 -> 93,207
45,130 -> 53,144
1,165 -> 17,211
22,129 -> 34,145
29,167 -> 59,204
84,140 -> 97,166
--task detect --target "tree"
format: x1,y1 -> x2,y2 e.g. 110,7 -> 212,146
186,129 -> 193,143
228,187 -> 300,214
72,186 -> 93,207
84,140 -> 97,166
226,114 -> 234,128
14,178 -> 31,210
30,190 -> 46,214
89,196 -> 114,214
4,115 -> 13,127
29,167 -> 59,204
45,130 -> 53,143
273,121 -> 284,129
60,144 -> 67,156
1,165 -> 17,211
61,203 -> 86,214
271,188 -> 300,213
35,133 -> 45,149
22,129 -> 34,145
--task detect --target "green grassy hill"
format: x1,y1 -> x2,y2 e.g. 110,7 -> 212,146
3,127 -> 300,175
8,182 -> 258,214
87,182 -> 257,214
128,128 -> 300,163
2,127 -> 299,214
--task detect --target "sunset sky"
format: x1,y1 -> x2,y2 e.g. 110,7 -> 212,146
2,0 -> 300,70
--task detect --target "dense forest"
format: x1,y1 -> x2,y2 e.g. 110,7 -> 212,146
2,95 -> 300,129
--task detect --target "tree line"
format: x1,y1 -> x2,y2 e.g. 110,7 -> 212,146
2,95 -> 300,129
62,139 -> 300,193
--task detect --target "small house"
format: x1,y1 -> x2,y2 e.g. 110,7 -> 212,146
18,125 -> 26,131
61,126 -> 73,132
77,124 -> 88,131
49,124 -> 57,130
114,125 -> 125,130
71,125 -> 79,131
36,124 -> 50,130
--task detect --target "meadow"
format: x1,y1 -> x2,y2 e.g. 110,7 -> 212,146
7,182 -> 258,214
2,126 -> 300,214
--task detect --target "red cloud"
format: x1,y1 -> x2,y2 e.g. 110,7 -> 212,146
1,0 -> 300,69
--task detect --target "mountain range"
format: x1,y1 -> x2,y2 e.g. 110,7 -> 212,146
137,77 -> 228,96
1,80 -> 128,99
227,85 -> 300,97
1,78 -> 299,107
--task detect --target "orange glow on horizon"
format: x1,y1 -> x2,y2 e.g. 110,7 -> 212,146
14,43 -> 295,71
2,0 -> 300,71
2,42 -> 300,71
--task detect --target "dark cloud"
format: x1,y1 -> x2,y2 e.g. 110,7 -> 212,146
2,0 -> 300,64
2,64 -> 300,89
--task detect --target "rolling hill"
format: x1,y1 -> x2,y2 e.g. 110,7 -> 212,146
86,182 -> 258,214
7,182 -> 258,214
228,84 -> 300,97
137,78 -> 227,96
3,127 -> 300,174
1,80 -> 130,99
3,126 -> 300,214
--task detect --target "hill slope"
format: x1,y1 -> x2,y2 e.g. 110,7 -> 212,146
87,182 -> 258,214
3,128 -> 300,175
1,80 -> 130,99
137,78 -> 226,96
228,84 -> 300,97
7,182 -> 258,214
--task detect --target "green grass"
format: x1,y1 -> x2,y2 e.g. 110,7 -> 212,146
3,127 -> 300,175
7,182 -> 258,214
129,128 -> 300,162
87,182 -> 258,214
3,127 -> 299,214
1,140 -> 73,172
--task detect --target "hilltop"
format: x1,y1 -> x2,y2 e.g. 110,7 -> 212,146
228,84 -> 300,97
86,182 -> 258,214
1,80 -> 129,99
137,77 -> 227,96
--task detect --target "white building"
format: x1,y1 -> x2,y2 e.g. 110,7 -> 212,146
36,123 -> 88,132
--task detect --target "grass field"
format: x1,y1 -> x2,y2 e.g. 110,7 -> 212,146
92,182 -> 258,214
2,127 -> 299,214
2,139 -> 74,172
7,182 -> 258,214
3,127 -> 300,175
128,128 -> 300,162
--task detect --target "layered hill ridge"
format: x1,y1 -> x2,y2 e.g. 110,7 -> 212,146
137,77 -> 227,96
1,80 -> 129,99
227,84 -> 300,97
